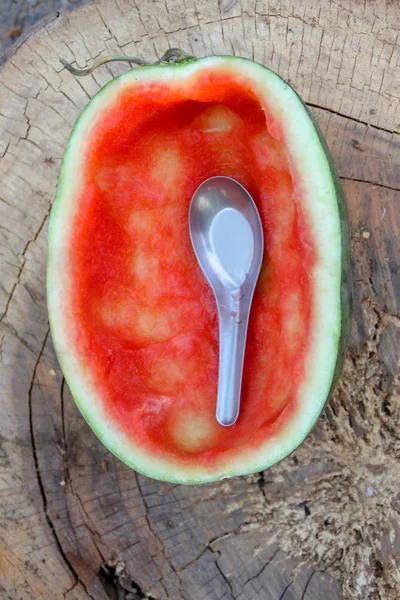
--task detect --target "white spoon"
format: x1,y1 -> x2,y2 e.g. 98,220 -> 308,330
189,177 -> 264,426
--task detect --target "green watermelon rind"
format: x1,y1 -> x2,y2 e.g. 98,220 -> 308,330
47,55 -> 352,484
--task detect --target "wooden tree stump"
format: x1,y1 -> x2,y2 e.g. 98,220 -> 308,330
1,1 -> 399,599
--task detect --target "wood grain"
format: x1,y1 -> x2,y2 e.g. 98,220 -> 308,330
0,1 -> 399,599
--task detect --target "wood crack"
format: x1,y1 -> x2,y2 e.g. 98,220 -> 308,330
0,258 -> 26,323
241,548 -> 280,589
100,560 -> 158,600
134,471 -> 162,553
0,321 -> 36,354
306,101 -> 399,137
177,545 -> 209,573
301,570 -> 315,600
278,578 -> 294,600
74,487 -> 107,562
212,548 -> 235,599
63,579 -> 79,599
133,471 -> 176,595
177,518 -> 268,573
257,470 -> 267,500
60,380 -> 108,563
59,377 -> 83,557
222,0 -> 239,13
1,140 -> 10,158
93,4 -> 114,40
369,259 -> 379,300
340,177 -> 400,193
0,206 -> 50,324
28,327 -> 96,600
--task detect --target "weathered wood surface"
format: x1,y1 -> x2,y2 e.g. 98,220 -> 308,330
0,1 -> 399,599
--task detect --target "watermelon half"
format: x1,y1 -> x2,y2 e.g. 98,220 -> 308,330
47,55 -> 351,484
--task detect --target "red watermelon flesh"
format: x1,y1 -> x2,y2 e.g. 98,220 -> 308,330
69,70 -> 315,465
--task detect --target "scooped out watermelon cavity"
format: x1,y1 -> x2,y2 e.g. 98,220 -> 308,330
47,54 -> 351,483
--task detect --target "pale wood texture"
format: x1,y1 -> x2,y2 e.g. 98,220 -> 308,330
1,1 -> 400,599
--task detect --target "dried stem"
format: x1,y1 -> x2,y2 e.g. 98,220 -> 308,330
61,48 -> 192,77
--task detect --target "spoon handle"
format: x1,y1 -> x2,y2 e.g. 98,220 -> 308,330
216,292 -> 251,426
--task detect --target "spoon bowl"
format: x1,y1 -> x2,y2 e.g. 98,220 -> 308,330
189,176 -> 264,426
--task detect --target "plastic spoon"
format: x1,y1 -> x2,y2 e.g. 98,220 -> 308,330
189,176 -> 264,426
